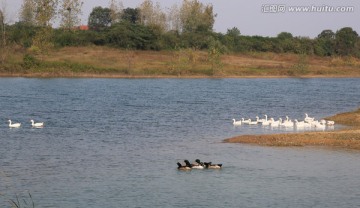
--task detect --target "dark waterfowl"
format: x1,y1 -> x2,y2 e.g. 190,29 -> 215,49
184,160 -> 204,169
177,162 -> 191,170
195,159 -> 204,166
195,159 -> 222,169
203,162 -> 222,169
178,159 -> 222,170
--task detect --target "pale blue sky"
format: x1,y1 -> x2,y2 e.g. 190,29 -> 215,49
3,0 -> 360,37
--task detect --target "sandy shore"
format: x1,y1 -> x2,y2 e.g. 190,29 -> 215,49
224,108 -> 360,150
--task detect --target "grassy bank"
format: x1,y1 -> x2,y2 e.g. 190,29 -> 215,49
1,46 -> 360,78
224,108 -> 360,150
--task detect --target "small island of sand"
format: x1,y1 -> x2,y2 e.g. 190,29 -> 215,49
224,108 -> 360,150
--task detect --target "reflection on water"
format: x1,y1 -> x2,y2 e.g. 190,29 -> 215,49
0,78 -> 360,208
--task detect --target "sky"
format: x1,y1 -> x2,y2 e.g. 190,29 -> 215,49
3,0 -> 360,38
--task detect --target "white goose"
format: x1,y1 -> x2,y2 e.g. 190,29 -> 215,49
248,119 -> 258,125
232,119 -> 242,126
315,122 -> 326,129
326,120 -> 335,126
257,115 -> 268,123
270,118 -> 281,126
304,113 -> 315,123
294,119 -> 311,128
8,120 -> 21,128
30,119 -> 44,128
310,120 -> 319,128
281,116 -> 294,127
262,115 -> 271,126
241,118 -> 251,124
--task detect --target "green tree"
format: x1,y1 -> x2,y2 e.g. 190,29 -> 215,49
106,22 -> 159,50
139,0 -> 167,32
0,8 -> 5,47
34,0 -> 58,27
167,4 -> 181,32
121,7 -> 140,24
315,29 -> 335,56
226,27 -> 240,38
294,37 -> 314,55
276,32 -> 295,53
19,0 -> 36,25
179,0 -> 215,33
161,30 -> 180,49
0,7 -> 6,64
109,0 -> 123,23
31,26 -> 54,58
335,27 -> 359,56
88,6 -> 112,31
318,29 -> 335,39
223,27 -> 240,51
0,0 -> 10,46
30,0 -> 58,59
8,22 -> 37,47
277,32 -> 293,40
59,0 -> 83,30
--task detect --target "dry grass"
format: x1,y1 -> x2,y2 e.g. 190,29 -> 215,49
325,108 -> 360,127
224,130 -> 360,149
224,108 -> 360,150
2,46 -> 360,78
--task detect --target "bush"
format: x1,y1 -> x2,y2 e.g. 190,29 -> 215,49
22,54 -> 40,69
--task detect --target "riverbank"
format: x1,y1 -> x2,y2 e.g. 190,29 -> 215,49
1,46 -> 360,78
224,108 -> 360,150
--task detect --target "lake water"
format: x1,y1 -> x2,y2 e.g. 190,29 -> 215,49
0,78 -> 360,208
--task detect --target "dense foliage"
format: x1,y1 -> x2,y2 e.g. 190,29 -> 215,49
1,0 -> 359,58
4,23 -> 359,57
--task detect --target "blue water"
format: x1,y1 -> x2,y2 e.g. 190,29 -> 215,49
0,78 -> 360,208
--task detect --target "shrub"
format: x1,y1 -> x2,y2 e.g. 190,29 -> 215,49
22,54 -> 40,69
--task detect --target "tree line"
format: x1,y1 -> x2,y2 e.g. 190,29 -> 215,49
1,0 -> 359,58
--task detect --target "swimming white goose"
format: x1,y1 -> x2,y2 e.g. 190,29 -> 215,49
241,118 -> 251,124
8,120 -> 21,128
248,119 -> 258,125
256,115 -> 268,123
232,119 -> 242,126
294,119 -> 311,128
311,120 -> 325,129
281,117 -> 294,127
270,118 -> 281,126
310,120 -> 319,128
285,116 -> 290,122
294,119 -> 304,125
30,120 -> 44,128
262,115 -> 271,126
304,113 -> 315,123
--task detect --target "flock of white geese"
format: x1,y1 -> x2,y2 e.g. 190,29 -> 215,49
8,119 -> 44,128
232,113 -> 335,129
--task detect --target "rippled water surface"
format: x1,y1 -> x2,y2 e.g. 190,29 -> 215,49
1,78 -> 360,208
